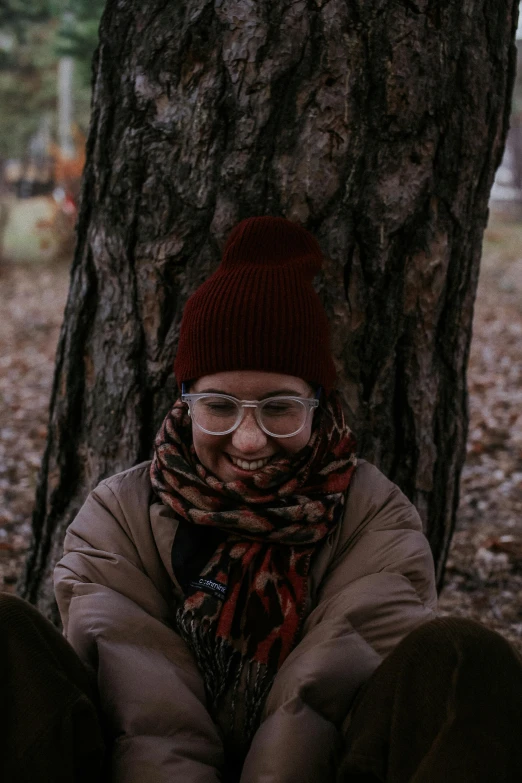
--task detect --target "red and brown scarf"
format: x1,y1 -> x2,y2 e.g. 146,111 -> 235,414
150,392 -> 357,747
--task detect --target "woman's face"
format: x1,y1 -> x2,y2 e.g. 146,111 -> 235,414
189,371 -> 316,482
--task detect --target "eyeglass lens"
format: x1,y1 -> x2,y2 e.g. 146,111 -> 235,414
191,396 -> 308,436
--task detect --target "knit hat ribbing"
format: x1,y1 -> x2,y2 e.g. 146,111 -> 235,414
174,216 -> 336,393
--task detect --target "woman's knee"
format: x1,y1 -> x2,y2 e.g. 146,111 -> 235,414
0,592 -> 67,664
394,616 -> 522,711
0,592 -> 40,631
368,615 -> 522,704
403,616 -> 520,662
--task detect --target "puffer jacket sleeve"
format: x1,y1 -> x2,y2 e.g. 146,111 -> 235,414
240,461 -> 437,783
54,464 -> 223,783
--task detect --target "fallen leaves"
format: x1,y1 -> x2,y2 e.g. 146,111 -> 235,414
438,215 -> 522,652
0,259 -> 69,590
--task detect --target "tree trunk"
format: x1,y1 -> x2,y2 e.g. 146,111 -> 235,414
511,41 -> 522,191
19,0 -> 519,621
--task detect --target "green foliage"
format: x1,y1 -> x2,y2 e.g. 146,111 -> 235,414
0,0 -> 104,159
0,1 -> 51,30
0,16 -> 58,159
55,0 -> 105,59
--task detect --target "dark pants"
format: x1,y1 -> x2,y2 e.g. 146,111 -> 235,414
0,593 -> 106,783
339,616 -> 522,782
1,593 -> 521,783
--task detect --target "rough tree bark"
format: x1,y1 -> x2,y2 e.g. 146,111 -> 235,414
20,0 -> 519,620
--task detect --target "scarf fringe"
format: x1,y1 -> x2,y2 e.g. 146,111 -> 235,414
176,611 -> 273,745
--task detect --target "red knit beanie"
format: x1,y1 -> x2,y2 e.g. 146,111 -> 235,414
174,216 -> 336,393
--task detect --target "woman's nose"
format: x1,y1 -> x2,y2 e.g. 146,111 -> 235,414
231,409 -> 268,453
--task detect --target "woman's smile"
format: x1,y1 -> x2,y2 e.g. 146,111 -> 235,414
227,453 -> 274,472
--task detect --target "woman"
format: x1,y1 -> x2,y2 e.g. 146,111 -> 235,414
2,217 -> 521,783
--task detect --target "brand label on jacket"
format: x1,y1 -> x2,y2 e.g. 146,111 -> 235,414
190,577 -> 227,601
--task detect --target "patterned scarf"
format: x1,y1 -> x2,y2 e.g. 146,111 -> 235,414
150,392 -> 357,747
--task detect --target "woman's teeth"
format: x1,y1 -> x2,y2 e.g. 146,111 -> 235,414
229,455 -> 271,471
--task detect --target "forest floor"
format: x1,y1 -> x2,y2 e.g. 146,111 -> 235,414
1,212 -> 522,652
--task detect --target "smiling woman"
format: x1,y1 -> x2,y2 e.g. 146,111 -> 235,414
2,217 -> 522,783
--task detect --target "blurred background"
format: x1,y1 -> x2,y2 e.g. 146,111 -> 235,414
0,2 -> 522,649
0,0 -> 104,263
0,0 -> 104,586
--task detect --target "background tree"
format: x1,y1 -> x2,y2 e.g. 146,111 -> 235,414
0,0 -> 104,160
509,40 -> 522,191
19,0 -> 519,621
0,1 -> 57,159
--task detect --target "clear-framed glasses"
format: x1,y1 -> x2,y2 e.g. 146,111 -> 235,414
181,389 -> 319,438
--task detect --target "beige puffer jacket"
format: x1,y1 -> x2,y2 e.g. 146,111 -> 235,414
54,459 -> 437,782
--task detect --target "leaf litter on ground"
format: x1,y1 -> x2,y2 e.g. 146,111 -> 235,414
437,212 -> 522,652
